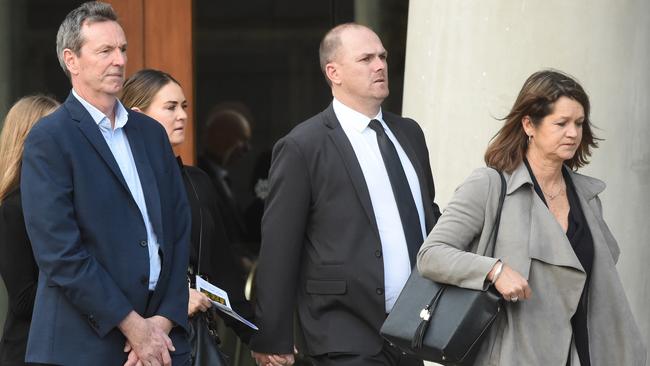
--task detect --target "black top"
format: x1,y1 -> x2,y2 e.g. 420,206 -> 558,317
178,159 -> 254,343
0,188 -> 38,366
524,159 -> 593,366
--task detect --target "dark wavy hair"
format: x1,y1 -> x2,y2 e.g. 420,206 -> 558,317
485,69 -> 600,172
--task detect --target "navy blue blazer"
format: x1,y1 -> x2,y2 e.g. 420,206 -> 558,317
20,93 -> 191,365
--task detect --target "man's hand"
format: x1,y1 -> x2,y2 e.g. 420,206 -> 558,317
119,311 -> 175,366
188,288 -> 212,316
251,351 -> 295,366
147,315 -> 174,334
124,315 -> 175,365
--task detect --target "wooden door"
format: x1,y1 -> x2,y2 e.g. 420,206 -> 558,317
108,0 -> 195,164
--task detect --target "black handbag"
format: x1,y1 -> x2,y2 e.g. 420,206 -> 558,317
380,169 -> 506,365
184,166 -> 230,366
188,310 -> 229,366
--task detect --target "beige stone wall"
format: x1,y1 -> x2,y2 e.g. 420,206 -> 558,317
404,1 -> 650,365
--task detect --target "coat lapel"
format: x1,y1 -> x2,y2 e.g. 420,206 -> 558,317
569,172 -> 647,365
507,163 -> 584,272
569,171 -> 619,262
67,94 -> 131,195
323,105 -> 381,241
123,116 -> 164,251
528,194 -> 584,272
383,115 -> 435,232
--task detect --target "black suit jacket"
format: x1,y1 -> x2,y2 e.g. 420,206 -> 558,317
250,104 -> 441,356
0,189 -> 37,366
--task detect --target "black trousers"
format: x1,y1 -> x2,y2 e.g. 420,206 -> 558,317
310,341 -> 423,366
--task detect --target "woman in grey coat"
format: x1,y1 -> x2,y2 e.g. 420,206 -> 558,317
417,70 -> 646,365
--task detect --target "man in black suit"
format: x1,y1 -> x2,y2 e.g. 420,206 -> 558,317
250,23 -> 440,366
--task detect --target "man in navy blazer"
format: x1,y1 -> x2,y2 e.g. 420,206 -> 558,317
20,2 -> 190,365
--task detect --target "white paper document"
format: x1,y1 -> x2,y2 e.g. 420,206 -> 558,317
195,276 -> 258,330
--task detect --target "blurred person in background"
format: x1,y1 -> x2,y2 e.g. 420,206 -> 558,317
0,95 -> 59,366
198,106 -> 255,263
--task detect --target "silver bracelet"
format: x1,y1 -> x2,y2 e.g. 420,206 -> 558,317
491,261 -> 504,285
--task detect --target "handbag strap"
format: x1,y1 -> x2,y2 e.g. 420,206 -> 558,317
183,167 -> 205,277
412,168 -> 506,350
486,168 -> 507,258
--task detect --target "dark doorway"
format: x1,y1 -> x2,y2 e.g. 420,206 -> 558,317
194,0 -> 410,215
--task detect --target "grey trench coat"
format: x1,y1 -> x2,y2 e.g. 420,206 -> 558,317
417,163 -> 646,365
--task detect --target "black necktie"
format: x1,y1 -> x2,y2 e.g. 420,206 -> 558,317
368,119 -> 423,265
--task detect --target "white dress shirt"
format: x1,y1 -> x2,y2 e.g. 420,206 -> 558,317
333,98 -> 426,312
72,90 -> 161,290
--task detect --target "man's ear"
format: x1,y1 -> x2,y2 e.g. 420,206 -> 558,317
63,49 -> 79,76
325,62 -> 341,86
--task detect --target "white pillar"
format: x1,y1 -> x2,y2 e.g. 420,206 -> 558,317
403,1 -> 650,364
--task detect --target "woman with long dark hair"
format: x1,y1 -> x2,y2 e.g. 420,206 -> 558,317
417,70 -> 645,365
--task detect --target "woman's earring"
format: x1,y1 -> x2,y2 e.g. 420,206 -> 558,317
527,135 -> 532,145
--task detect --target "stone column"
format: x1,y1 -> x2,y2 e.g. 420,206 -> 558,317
403,1 -> 650,364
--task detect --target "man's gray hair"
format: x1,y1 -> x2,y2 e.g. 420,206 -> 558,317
56,1 -> 118,78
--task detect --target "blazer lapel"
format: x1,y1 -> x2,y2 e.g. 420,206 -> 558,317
123,117 -> 164,252
383,115 -> 435,232
68,94 -> 131,195
323,105 -> 381,241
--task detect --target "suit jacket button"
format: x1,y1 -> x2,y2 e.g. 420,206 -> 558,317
376,288 -> 384,295
375,250 -> 382,258
88,314 -> 98,328
140,240 -> 148,247
140,275 -> 148,286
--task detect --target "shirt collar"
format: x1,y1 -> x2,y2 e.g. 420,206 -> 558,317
72,89 -> 129,130
332,98 -> 383,133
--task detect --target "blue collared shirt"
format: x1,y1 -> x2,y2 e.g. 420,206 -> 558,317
72,89 -> 161,290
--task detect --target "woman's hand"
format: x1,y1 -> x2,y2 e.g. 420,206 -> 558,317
188,288 -> 212,316
488,263 -> 532,302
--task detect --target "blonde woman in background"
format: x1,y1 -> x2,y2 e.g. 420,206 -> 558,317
0,95 -> 59,366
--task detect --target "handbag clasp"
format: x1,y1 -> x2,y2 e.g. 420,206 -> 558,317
419,307 -> 431,321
